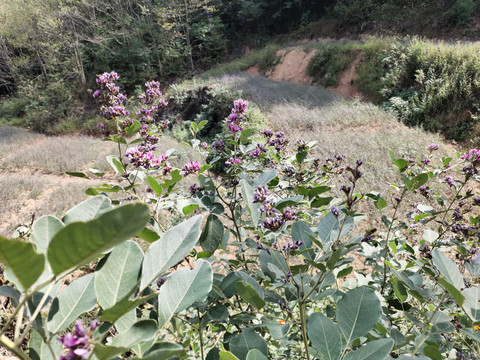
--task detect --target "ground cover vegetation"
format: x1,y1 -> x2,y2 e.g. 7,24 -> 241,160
2,71 -> 480,360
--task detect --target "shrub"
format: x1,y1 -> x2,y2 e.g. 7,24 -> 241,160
2,72 -> 480,360
445,0 -> 478,25
307,42 -> 357,87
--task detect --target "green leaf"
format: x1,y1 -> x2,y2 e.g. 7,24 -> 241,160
246,349 -> 268,360
136,342 -> 184,360
432,249 -> 464,290
462,287 -> 480,322
140,215 -> 202,291
317,210 -> 353,243
307,312 -> 341,360
0,236 -> 44,290
411,173 -> 428,189
230,328 -> 268,360
136,228 -> 160,243
125,120 -> 142,137
106,155 -> 125,174
240,177 -> 261,227
239,128 -> 254,144
375,197 -> 387,211
31,215 -> 64,254
311,197 -> 333,208
337,286 -> 382,345
63,196 -> 112,224
0,285 -> 20,306
236,281 -> 265,310
93,343 -> 128,359
183,204 -> 199,215
392,278 -> 408,302
100,293 -> 157,323
394,158 -> 408,172
65,171 -> 89,179
199,214 -> 224,254
48,203 -> 149,276
343,339 -> 394,360
95,240 -> 144,309
219,351 -> 240,360
110,319 -> 157,348
158,260 -> 213,329
146,176 -> 163,196
62,195 -> 113,225
423,345 -> 442,360
88,168 -> 105,177
438,278 -> 465,306
276,195 -> 303,211
291,221 -> 315,260
47,273 -> 96,334
28,329 -> 62,360
254,169 -> 278,187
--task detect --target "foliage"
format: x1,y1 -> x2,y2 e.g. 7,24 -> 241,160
306,42 -> 358,87
445,0 -> 479,25
2,72 -> 480,360
379,38 -> 480,140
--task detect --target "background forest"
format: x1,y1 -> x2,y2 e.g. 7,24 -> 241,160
1,0 -> 479,134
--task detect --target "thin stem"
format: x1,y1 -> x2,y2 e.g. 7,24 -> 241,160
13,294 -> 25,342
411,291 -> 447,355
298,288 -> 311,360
381,187 -> 407,295
197,308 -> 204,360
0,334 -> 30,360
16,282 -> 55,345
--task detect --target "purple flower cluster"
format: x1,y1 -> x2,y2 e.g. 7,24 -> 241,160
189,183 -> 205,195
94,72 -> 128,120
125,147 -> 171,173
249,144 -> 267,157
226,99 -> 248,133
181,161 -> 202,176
225,157 -> 241,167
137,81 -> 167,124
460,148 -> 480,161
261,130 -> 289,152
426,143 -> 439,151
253,186 -> 297,232
445,176 -> 455,187
212,139 -> 225,153
58,320 -> 98,360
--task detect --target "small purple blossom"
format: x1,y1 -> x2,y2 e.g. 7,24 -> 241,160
225,157 -> 241,167
445,176 -> 455,187
58,320 -> 98,360
226,99 -> 248,133
253,186 -> 270,203
212,139 -> 225,152
427,144 -> 439,151
189,183 -> 205,195
422,159 -> 431,165
181,161 -> 202,176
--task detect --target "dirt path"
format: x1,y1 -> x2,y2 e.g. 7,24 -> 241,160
266,47 -> 317,85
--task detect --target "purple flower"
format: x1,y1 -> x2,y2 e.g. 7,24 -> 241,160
262,214 -> 285,232
189,183 -> 205,195
249,149 -> 261,157
181,161 -> 202,176
253,186 -> 269,203
226,99 -> 248,133
260,129 -> 273,138
212,139 -> 225,152
58,320 -> 97,360
445,176 -> 455,187
93,90 -> 101,98
422,159 -> 431,165
225,157 -> 241,167
427,144 -> 439,151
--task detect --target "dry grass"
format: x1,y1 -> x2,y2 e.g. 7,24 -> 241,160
0,126 -> 196,237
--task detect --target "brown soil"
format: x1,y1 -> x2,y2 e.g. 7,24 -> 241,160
327,55 -> 362,99
243,45 -> 361,98
266,47 -> 317,85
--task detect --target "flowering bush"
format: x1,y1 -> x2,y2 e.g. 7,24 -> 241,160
1,72 -> 480,360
